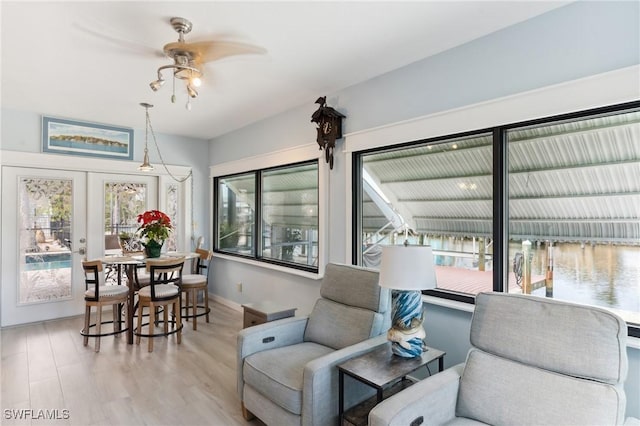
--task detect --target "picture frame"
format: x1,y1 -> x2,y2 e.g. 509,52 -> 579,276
42,116 -> 134,160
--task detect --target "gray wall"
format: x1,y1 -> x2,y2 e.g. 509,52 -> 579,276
0,108 -> 211,249
209,1 -> 640,418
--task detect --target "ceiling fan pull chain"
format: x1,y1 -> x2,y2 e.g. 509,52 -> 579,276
171,76 -> 176,103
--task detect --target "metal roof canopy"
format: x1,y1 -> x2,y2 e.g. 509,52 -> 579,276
361,109 -> 640,244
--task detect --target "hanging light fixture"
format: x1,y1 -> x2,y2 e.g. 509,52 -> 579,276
149,17 -> 202,111
138,103 -> 155,172
136,101 -> 193,185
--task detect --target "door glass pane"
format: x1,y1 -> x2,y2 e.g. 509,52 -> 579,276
261,163 -> 318,267
19,177 -> 72,304
217,173 -> 255,256
104,182 -> 147,253
165,183 -> 178,252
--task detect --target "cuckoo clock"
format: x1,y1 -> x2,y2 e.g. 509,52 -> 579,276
311,96 -> 345,169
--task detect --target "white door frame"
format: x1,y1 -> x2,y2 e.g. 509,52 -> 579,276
0,150 -> 192,326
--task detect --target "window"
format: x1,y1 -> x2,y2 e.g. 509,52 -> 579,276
506,108 -> 640,328
355,133 -> 494,296
215,161 -> 319,272
354,102 -> 640,334
216,172 -> 256,256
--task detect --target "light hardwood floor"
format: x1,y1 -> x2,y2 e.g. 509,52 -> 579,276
1,301 -> 265,426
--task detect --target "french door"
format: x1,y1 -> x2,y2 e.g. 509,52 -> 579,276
1,167 -> 157,326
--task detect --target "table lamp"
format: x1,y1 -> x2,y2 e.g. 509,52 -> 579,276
379,244 -> 437,358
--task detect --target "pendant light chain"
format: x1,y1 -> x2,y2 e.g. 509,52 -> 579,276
145,108 -> 193,184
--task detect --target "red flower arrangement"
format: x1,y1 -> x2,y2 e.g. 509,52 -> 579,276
136,209 -> 173,244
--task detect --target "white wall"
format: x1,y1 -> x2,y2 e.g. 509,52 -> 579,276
209,1 -> 640,418
0,108 -> 211,249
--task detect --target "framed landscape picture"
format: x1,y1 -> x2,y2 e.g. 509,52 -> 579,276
42,116 -> 134,160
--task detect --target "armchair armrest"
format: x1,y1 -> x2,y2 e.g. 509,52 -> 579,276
368,363 -> 465,426
237,315 -> 309,399
302,334 -> 389,426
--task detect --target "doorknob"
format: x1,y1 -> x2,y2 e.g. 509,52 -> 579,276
73,247 -> 86,255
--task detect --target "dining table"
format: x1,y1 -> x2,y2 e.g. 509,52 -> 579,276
100,251 -> 199,344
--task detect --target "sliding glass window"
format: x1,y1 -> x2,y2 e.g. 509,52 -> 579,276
215,161 -> 319,272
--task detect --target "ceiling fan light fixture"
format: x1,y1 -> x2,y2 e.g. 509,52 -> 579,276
149,79 -> 165,91
187,84 -> 198,98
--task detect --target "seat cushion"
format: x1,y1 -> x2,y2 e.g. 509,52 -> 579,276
456,348 -> 626,425
181,273 -> 206,287
243,342 -> 334,415
138,284 -> 179,298
85,285 -> 128,299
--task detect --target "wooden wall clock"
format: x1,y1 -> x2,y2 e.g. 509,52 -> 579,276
311,96 -> 345,169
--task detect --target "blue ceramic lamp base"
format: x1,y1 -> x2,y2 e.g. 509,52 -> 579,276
387,290 -> 426,358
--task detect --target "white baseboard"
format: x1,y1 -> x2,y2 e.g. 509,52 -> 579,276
210,294 -> 243,312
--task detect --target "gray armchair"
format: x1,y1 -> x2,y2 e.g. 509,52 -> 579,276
370,292 -> 637,426
237,263 -> 391,425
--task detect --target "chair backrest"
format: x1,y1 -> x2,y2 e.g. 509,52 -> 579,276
145,258 -> 185,300
304,263 -> 390,350
456,292 -> 629,425
82,259 -> 104,301
194,248 -> 213,276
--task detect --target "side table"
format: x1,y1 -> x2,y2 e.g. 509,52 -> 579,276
338,343 -> 446,426
241,301 -> 297,328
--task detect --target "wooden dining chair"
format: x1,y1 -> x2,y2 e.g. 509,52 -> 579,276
134,257 -> 184,352
81,260 -> 129,352
180,248 -> 212,330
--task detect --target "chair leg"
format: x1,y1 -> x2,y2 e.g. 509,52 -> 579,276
204,286 -> 210,323
175,300 -> 182,345
136,302 -> 143,345
192,289 -> 198,330
83,306 -> 91,346
95,305 -> 102,352
148,304 -> 155,352
113,303 -> 120,335
163,304 -> 169,337
241,403 -> 255,421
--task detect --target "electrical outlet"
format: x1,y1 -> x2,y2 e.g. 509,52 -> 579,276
236,282 -> 243,293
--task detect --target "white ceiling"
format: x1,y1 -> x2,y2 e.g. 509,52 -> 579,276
1,1 -> 570,141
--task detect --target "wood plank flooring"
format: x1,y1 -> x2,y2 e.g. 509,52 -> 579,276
1,301 -> 265,426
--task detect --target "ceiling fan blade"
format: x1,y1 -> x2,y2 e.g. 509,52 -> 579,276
188,40 -> 267,63
74,23 -> 164,57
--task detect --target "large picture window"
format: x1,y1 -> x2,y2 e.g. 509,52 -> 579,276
215,161 -> 319,272
355,133 -> 494,295
354,102 -> 640,334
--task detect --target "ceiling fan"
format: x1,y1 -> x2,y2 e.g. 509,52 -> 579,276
150,17 -> 266,109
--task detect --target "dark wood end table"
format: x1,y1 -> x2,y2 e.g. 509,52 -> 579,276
337,342 -> 446,426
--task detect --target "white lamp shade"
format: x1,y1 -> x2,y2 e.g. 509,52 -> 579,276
378,245 -> 437,290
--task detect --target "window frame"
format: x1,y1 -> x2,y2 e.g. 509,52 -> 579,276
214,159 -> 321,274
352,100 -> 640,337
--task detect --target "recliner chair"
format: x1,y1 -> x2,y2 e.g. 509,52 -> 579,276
369,292 -> 638,426
237,262 -> 391,425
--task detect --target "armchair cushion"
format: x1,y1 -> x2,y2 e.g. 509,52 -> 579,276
304,299 -> 384,349
457,348 -> 627,425
471,292 -> 628,383
244,342 -> 334,415
320,263 -> 388,312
